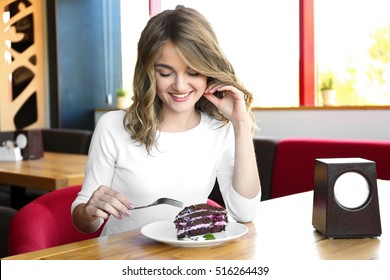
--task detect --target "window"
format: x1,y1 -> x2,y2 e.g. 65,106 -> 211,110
120,1 -> 149,92
160,0 -> 300,108
120,0 -> 390,107
315,0 -> 390,106
121,0 -> 299,108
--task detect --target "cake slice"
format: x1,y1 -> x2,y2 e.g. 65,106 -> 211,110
174,203 -> 228,239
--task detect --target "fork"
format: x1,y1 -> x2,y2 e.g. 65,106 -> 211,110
133,198 -> 184,210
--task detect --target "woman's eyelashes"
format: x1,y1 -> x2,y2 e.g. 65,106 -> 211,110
157,71 -> 201,78
187,71 -> 200,77
158,72 -> 172,77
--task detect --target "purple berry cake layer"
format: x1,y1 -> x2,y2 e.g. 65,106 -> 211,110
174,204 -> 228,239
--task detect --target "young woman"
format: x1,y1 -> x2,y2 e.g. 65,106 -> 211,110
72,6 -> 260,236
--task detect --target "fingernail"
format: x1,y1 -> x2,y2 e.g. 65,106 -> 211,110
124,210 -> 132,216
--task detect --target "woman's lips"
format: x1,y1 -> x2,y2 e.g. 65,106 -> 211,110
170,91 -> 192,102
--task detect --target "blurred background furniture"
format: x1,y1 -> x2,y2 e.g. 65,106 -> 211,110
22,128 -> 93,207
23,128 -> 93,204
208,136 -> 279,206
270,138 -> 390,199
8,185 -> 104,256
1,152 -> 88,209
253,136 -> 279,201
0,185 -> 11,207
209,136 -> 390,203
0,128 -> 93,208
0,206 -> 17,258
41,128 -> 93,155
0,132 -> 18,207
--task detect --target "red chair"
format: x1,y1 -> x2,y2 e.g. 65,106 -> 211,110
207,198 -> 222,208
8,185 -> 103,256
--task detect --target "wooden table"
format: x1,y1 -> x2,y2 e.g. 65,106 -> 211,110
0,152 -> 87,208
3,180 -> 389,260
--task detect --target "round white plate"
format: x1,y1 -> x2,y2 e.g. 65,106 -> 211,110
141,220 -> 248,247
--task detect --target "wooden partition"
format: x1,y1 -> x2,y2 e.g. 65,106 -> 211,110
0,0 -> 46,131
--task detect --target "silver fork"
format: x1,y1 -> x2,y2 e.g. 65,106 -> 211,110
133,198 -> 183,210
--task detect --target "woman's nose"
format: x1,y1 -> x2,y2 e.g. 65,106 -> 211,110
173,74 -> 188,91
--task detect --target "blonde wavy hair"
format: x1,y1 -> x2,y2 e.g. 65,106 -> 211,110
124,6 -> 255,153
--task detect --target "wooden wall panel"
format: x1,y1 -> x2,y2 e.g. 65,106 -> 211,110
0,0 -> 45,131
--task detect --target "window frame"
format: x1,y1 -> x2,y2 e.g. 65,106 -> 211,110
299,0 -> 315,106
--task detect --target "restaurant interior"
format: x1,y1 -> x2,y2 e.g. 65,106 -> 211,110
1,0 -> 390,266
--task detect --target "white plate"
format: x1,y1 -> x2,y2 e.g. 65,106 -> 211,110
141,220 -> 248,247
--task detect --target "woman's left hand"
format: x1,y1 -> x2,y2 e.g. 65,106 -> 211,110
203,82 -> 249,124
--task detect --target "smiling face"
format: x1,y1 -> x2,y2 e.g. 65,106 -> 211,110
154,40 -> 207,118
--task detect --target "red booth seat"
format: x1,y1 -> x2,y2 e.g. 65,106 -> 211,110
271,138 -> 390,199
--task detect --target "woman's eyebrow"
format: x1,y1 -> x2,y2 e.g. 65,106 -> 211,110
154,63 -> 174,70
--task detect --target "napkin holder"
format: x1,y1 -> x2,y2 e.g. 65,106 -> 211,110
0,145 -> 23,161
13,130 -> 44,160
0,130 -> 43,160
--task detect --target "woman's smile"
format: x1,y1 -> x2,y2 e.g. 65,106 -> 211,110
169,90 -> 193,102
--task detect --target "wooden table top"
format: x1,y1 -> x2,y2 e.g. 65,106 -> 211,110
0,152 -> 87,191
4,180 -> 390,260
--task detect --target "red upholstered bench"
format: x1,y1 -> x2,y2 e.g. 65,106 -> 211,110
270,138 -> 390,199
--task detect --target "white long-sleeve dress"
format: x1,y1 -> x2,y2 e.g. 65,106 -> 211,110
71,110 -> 260,236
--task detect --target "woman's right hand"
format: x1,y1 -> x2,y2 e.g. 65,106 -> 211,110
84,185 -> 133,220
73,185 -> 133,233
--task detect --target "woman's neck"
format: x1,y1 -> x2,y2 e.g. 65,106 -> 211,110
159,109 -> 201,132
